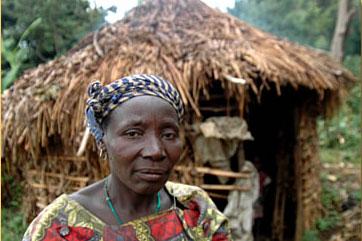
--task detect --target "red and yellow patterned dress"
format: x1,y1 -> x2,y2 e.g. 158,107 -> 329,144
22,182 -> 232,241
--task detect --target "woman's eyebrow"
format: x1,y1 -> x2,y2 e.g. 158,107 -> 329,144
120,119 -> 144,127
159,120 -> 179,129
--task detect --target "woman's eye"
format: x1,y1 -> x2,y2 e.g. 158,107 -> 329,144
124,131 -> 142,138
163,132 -> 176,139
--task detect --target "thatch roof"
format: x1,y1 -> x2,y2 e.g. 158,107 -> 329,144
2,0 -> 355,170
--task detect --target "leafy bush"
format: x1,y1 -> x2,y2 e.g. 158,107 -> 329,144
1,208 -> 27,241
318,54 -> 361,164
302,230 -> 321,241
316,211 -> 340,231
314,176 -> 342,234
1,174 -> 27,240
350,189 -> 361,202
2,173 -> 24,208
321,183 -> 340,211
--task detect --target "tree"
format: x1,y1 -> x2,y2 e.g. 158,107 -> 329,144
228,0 -> 338,50
228,0 -> 360,55
1,0 -> 110,91
331,0 -> 358,62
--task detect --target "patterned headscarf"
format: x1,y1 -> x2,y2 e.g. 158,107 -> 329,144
86,74 -> 184,142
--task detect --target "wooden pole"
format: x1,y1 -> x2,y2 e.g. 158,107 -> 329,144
174,165 -> 250,178
201,184 -> 250,191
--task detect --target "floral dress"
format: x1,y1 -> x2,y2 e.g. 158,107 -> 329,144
23,182 -> 232,241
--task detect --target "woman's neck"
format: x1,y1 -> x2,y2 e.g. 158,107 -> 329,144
107,175 -> 159,215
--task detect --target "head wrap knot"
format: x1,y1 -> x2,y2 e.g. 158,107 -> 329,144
87,81 -> 102,98
86,74 -> 184,142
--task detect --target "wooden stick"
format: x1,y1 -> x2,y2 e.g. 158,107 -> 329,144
36,203 -> 47,209
201,184 -> 250,191
35,196 -> 47,201
27,180 -> 80,191
199,106 -> 236,112
196,167 -> 250,178
27,170 -> 89,182
207,192 -> 229,199
76,127 -> 90,156
93,29 -> 104,56
174,166 -> 249,179
42,156 -> 86,162
223,74 -> 247,85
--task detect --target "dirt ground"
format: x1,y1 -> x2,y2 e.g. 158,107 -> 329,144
320,162 -> 361,241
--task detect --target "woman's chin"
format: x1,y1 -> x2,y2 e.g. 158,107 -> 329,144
131,180 -> 167,195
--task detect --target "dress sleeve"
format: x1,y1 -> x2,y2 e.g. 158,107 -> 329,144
166,182 -> 234,240
22,224 -> 33,241
212,219 -> 233,241
21,210 -> 44,241
21,195 -> 98,241
194,188 -> 233,240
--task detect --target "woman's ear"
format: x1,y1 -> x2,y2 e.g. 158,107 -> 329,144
97,139 -> 109,161
97,139 -> 106,151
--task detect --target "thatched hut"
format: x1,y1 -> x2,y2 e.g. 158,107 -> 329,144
2,0 -> 355,240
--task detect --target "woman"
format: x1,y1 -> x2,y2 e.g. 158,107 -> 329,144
23,74 -> 232,240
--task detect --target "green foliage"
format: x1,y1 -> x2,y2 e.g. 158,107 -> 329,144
318,53 -> 361,163
1,18 -> 42,92
2,174 -> 24,208
343,54 -> 361,112
301,230 -> 321,241
318,54 -> 361,164
228,0 -> 339,50
1,174 -> 27,240
344,1 -> 361,56
316,211 -> 340,231
321,183 -> 340,211
1,0 -> 109,90
1,208 -> 27,241
316,177 -> 341,232
350,189 -> 361,201
228,0 -> 360,54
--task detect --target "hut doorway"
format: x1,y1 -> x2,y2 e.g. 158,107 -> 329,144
197,82 -> 300,240
244,87 -> 298,241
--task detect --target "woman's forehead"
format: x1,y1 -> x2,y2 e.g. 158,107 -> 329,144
109,96 -> 179,123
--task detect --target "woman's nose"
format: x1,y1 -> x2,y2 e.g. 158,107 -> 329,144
141,134 -> 166,161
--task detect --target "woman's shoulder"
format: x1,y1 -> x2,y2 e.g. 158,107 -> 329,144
68,179 -> 104,210
165,181 -> 217,208
165,181 -> 204,193
165,182 -> 232,239
28,194 -> 71,226
22,193 -> 105,241
22,194 -> 71,240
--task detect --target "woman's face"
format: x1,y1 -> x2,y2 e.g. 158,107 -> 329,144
103,96 -> 183,195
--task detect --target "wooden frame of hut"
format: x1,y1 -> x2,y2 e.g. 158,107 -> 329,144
2,0 -> 355,240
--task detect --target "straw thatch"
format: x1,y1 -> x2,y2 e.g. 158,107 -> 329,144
1,0 -> 356,238
2,0 -> 355,166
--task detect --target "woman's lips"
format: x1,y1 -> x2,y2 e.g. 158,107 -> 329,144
135,169 -> 168,181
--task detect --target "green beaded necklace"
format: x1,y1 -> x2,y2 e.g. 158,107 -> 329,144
104,179 -> 161,225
